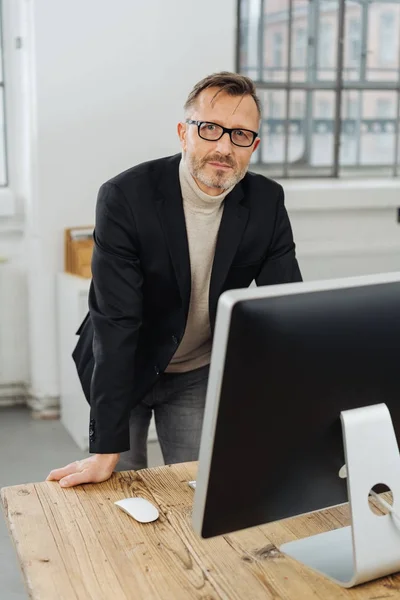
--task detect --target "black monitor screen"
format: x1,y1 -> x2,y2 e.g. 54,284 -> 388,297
197,280 -> 400,538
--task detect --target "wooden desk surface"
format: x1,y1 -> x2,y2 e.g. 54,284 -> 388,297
1,462 -> 399,599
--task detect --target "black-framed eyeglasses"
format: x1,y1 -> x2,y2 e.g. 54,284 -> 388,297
186,119 -> 258,148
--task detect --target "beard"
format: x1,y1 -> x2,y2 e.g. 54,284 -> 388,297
184,151 -> 248,191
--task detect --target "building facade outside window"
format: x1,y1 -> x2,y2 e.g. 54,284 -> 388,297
238,0 -> 400,178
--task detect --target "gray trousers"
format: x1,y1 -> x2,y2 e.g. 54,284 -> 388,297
118,364 -> 209,471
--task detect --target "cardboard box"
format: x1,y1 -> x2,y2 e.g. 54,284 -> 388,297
64,226 -> 93,278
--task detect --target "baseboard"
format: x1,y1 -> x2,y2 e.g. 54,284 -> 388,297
26,392 -> 60,419
0,382 -> 28,407
0,397 -> 26,407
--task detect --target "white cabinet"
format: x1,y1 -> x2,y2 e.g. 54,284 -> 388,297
57,274 -> 90,450
56,273 -> 156,451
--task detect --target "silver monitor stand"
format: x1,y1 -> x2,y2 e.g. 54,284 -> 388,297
280,403 -> 400,587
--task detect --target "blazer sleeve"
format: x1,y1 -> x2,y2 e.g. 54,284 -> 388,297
255,185 -> 302,286
88,182 -> 143,454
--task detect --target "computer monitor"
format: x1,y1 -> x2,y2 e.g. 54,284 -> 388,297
192,272 -> 400,588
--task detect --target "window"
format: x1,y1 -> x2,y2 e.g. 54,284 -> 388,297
376,98 -> 393,119
348,19 -> 361,64
293,27 -> 307,68
379,12 -> 396,65
0,0 -> 7,187
317,99 -> 331,119
272,32 -> 283,68
292,100 -> 303,118
319,22 -> 334,69
272,100 -> 283,118
238,0 -> 400,177
346,97 -> 358,119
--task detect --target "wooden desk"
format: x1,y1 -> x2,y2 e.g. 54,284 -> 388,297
1,462 -> 399,599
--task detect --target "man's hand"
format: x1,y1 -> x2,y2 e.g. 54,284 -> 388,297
46,453 -> 120,487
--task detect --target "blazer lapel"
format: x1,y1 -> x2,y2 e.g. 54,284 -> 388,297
155,156 -> 191,317
209,183 -> 248,327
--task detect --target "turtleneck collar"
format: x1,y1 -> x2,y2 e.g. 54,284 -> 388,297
179,156 -> 235,214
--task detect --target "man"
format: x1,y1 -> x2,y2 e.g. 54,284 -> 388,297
47,72 -> 302,488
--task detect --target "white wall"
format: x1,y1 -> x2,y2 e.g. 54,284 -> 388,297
1,0 -> 400,409
0,0 -> 29,396
283,179 -> 400,281
1,0 -> 237,408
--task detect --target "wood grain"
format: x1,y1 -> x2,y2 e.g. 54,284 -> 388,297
2,462 -> 400,600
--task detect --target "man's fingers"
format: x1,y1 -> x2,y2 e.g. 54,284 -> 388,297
60,469 -> 90,488
46,461 -> 84,482
47,455 -> 117,488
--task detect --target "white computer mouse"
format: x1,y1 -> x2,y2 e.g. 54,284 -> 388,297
114,497 -> 159,523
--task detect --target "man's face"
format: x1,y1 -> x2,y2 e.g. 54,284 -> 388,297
178,88 -> 260,196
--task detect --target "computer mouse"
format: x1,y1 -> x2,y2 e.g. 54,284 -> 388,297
114,497 -> 159,523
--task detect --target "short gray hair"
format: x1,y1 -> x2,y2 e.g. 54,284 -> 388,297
184,71 -> 262,118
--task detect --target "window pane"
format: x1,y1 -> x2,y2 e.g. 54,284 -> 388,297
360,91 -> 397,165
290,0 -> 310,84
288,90 -> 306,162
397,100 -> 400,173
258,89 -> 337,175
293,27 -> 307,68
341,91 -> 398,171
343,1 -> 362,82
286,91 -> 335,177
379,11 -> 397,64
263,0 -> 289,83
340,90 -> 362,166
0,9 -> 3,84
239,0 -> 262,80
259,89 -> 287,166
311,91 -> 335,166
316,0 -> 339,81
367,2 -> 400,82
0,88 -> 6,185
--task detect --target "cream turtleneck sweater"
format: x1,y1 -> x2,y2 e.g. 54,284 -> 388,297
166,158 -> 233,373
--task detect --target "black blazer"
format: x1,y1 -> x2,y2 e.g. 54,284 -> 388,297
72,154 -> 302,453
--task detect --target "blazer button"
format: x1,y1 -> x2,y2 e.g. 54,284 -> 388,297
154,365 -> 160,376
172,335 -> 178,345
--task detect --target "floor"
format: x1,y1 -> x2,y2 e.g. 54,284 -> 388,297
0,405 -> 164,600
